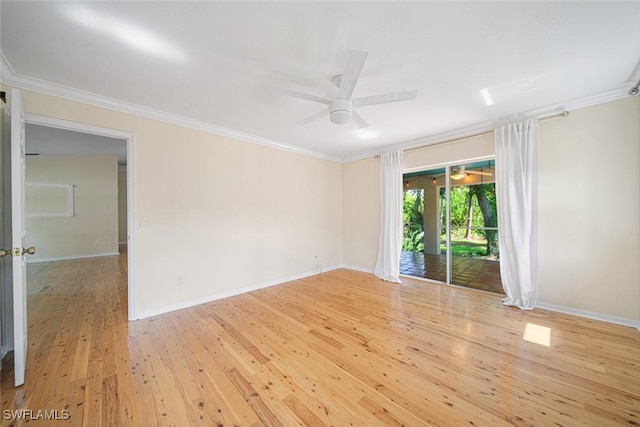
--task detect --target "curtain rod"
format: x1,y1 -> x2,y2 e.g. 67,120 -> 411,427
403,110 -> 570,154
374,110 -> 570,158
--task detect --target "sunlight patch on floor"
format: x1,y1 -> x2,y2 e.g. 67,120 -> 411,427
523,323 -> 551,347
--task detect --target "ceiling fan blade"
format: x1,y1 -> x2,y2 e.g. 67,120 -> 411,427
337,50 -> 368,100
466,170 -> 493,176
298,108 -> 329,125
352,89 -> 418,108
281,87 -> 332,105
352,111 -> 370,128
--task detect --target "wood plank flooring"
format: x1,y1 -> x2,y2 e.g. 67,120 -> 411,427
1,255 -> 639,426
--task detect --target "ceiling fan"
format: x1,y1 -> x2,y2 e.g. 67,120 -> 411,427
450,166 -> 493,181
283,50 -> 418,128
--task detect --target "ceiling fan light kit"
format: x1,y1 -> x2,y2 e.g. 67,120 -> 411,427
287,50 -> 418,129
329,99 -> 353,124
450,165 -> 494,181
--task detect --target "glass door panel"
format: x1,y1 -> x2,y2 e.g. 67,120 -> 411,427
449,161 -> 503,294
401,168 -> 446,282
402,160 -> 503,295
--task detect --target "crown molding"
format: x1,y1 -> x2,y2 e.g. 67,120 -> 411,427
0,51 -> 16,84
3,51 -> 635,165
342,85 -> 634,163
0,51 -> 342,163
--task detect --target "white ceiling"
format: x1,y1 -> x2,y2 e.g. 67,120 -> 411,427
2,2 -> 639,161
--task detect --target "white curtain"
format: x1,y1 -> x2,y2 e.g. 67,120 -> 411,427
495,118 -> 539,309
373,150 -> 404,283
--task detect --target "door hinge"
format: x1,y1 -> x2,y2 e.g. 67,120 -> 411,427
12,247 -> 20,257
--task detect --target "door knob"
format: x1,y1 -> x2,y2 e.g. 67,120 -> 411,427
22,247 -> 36,255
0,248 -> 9,257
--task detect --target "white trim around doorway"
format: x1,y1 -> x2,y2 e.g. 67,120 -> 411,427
23,114 -> 137,320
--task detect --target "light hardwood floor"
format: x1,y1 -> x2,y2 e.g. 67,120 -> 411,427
1,255 -> 639,426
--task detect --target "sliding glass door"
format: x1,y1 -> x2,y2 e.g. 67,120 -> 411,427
402,168 -> 446,282
402,160 -> 503,294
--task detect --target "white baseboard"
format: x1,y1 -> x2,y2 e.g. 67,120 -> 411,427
135,264 -> 343,320
341,264 -> 374,274
319,264 -> 343,274
536,302 -> 640,330
27,252 -> 120,264
121,261 -> 640,332
341,267 -> 639,330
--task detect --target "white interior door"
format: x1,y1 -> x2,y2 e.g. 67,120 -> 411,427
10,88 -> 28,386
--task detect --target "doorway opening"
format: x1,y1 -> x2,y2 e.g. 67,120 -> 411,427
401,159 -> 503,294
24,115 -> 136,318
0,103 -> 136,389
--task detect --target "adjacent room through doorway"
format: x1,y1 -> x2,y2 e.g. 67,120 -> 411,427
24,123 -> 128,262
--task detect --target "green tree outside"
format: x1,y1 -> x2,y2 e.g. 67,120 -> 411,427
402,189 -> 424,252
403,183 -> 498,258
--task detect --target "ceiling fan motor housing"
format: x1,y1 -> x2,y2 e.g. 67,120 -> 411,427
330,99 -> 353,124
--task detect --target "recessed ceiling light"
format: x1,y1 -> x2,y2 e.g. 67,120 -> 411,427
480,88 -> 495,106
357,129 -> 378,140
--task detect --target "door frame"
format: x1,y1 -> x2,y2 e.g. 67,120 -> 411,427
24,114 -> 137,320
1,106 -> 11,359
401,154 -> 495,287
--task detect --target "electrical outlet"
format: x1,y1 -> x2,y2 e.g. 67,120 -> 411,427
176,276 -> 183,287
139,217 -> 152,228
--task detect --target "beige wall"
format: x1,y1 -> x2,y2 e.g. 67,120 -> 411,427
343,97 -> 639,323
118,170 -> 127,244
342,132 -> 495,271
15,88 -> 343,317
9,86 -> 638,323
537,96 -> 639,321
342,157 -> 379,270
404,133 -> 494,171
26,155 -> 119,261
